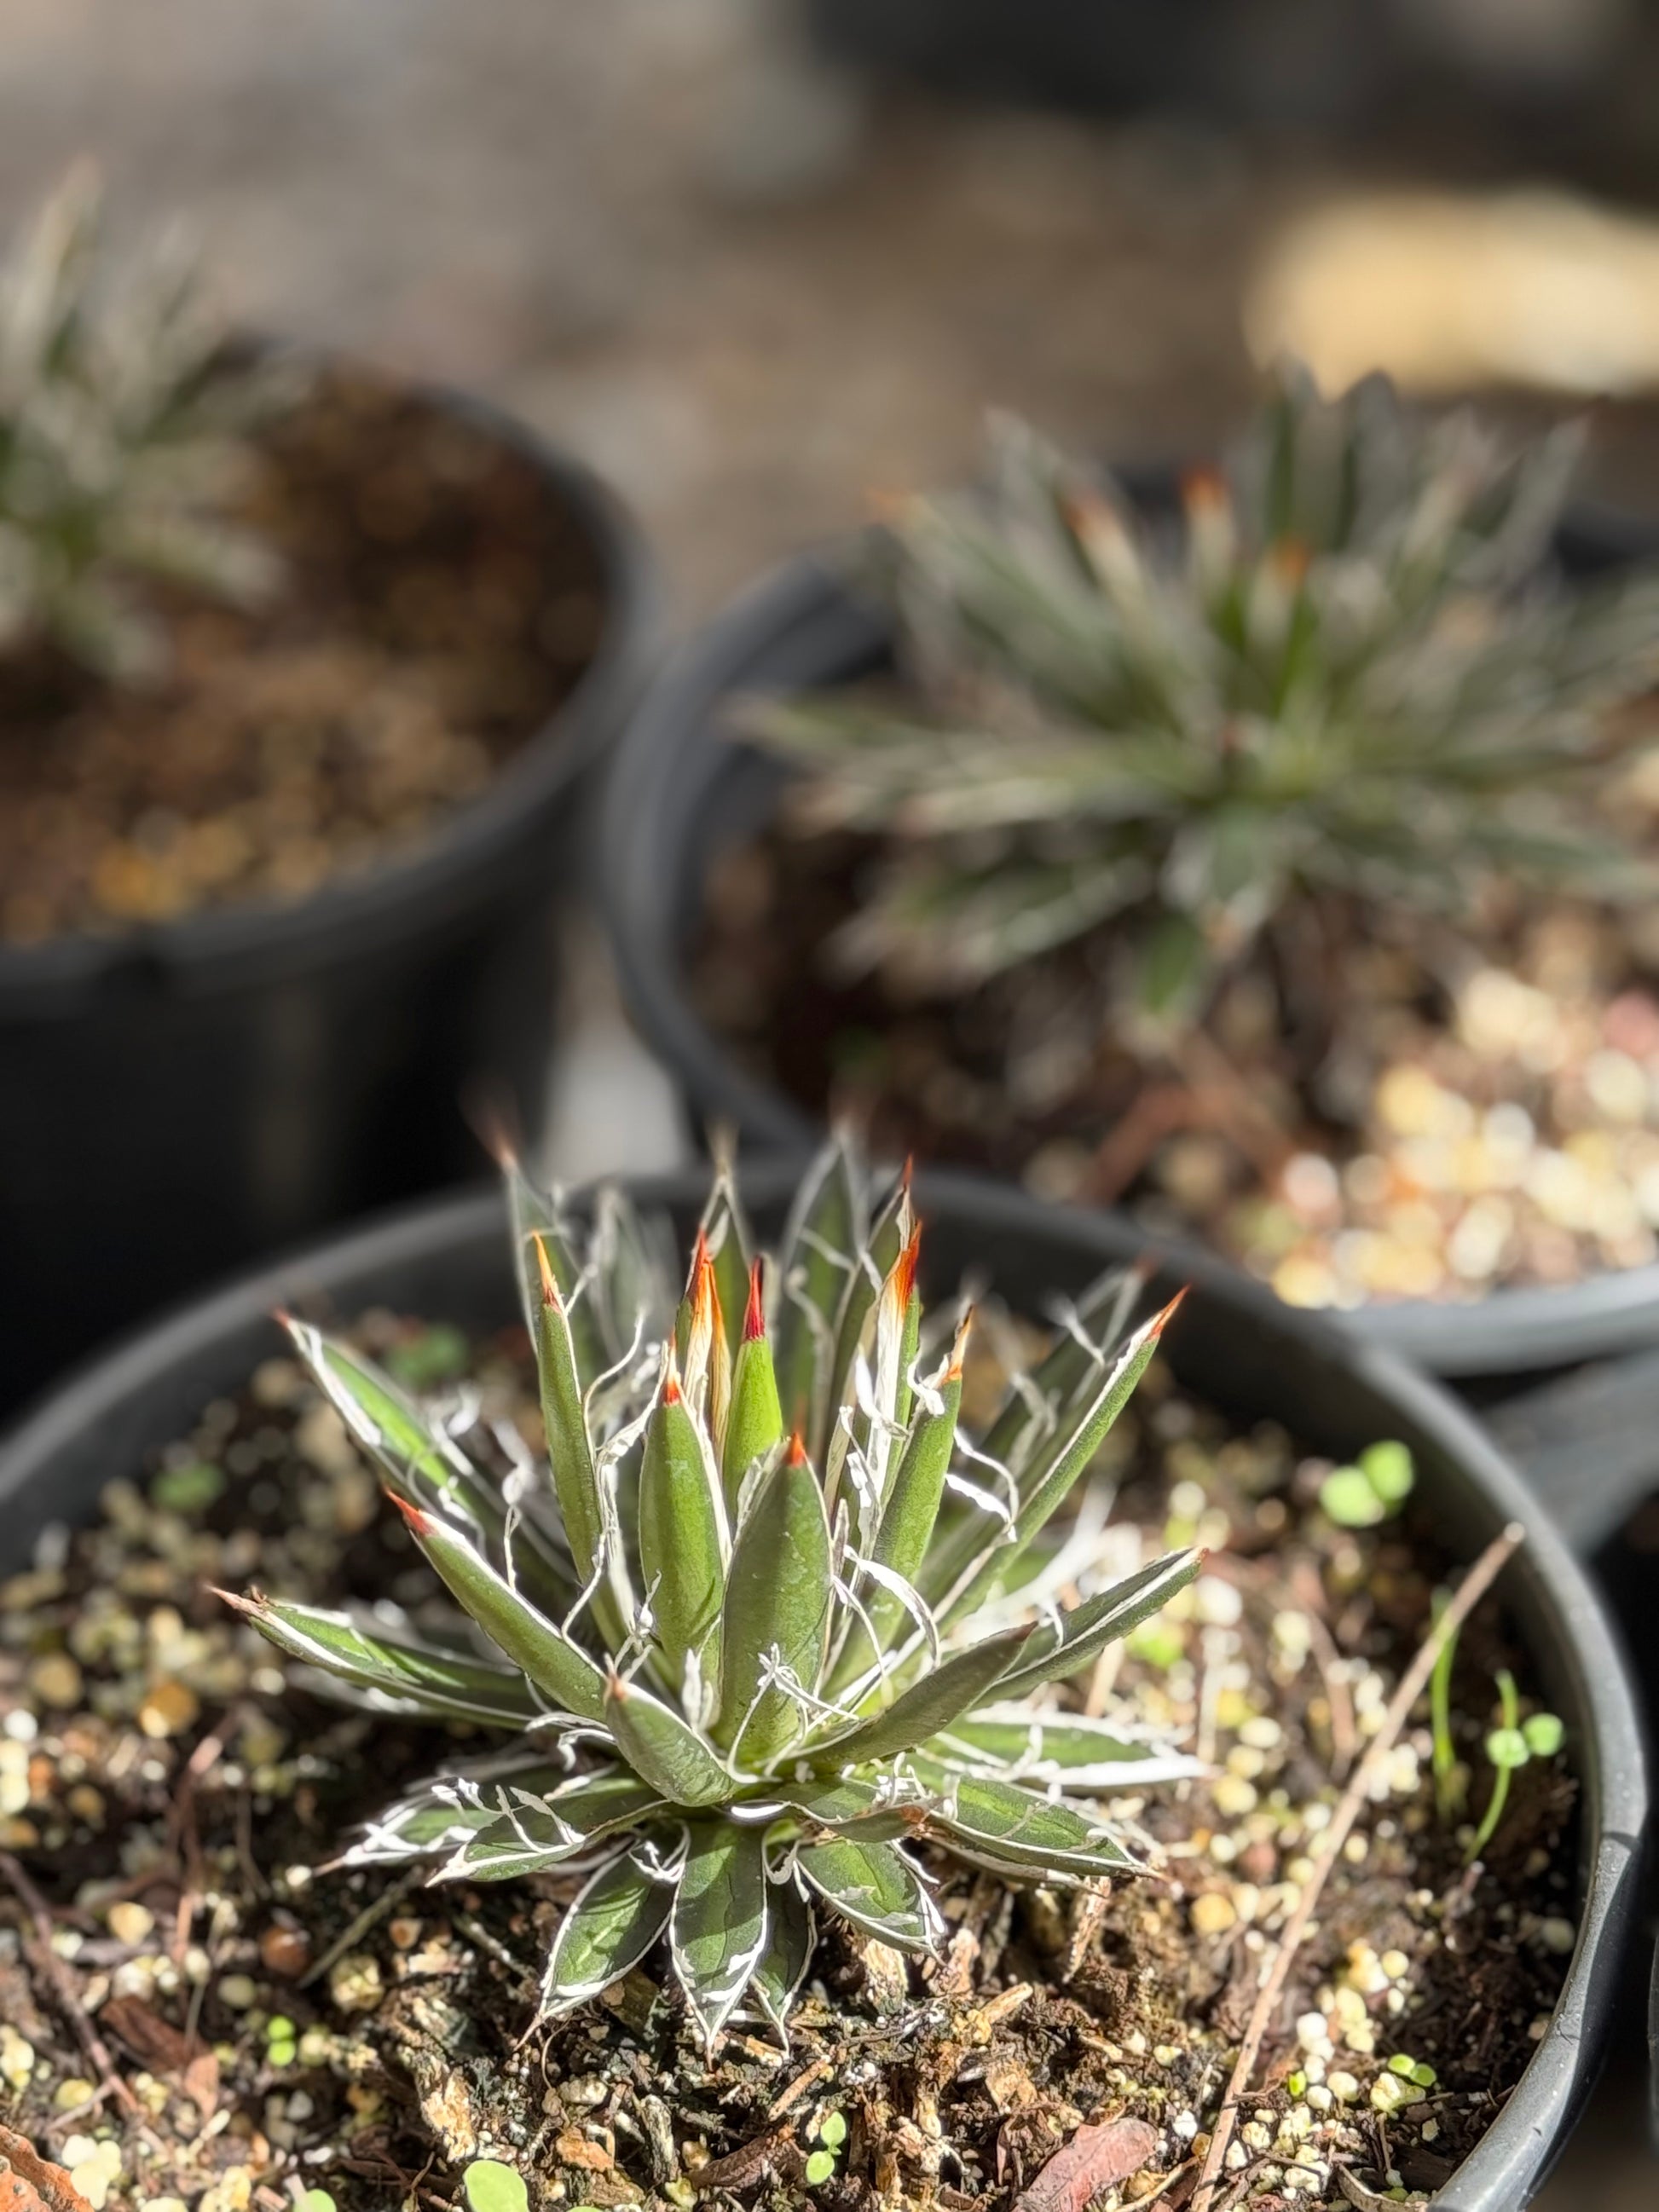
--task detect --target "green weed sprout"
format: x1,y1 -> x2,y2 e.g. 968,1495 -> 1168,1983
1468,1668 -> 1565,1863
1319,1440 -> 1415,1529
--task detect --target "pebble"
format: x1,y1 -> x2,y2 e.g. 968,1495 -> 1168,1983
137,1680 -> 200,1739
1190,1891 -> 1238,1936
108,1901 -> 156,1946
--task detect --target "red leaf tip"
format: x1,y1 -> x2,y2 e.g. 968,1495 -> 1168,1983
387,1493 -> 431,1536
785,1430 -> 809,1468
743,1256 -> 766,1343
1147,1285 -> 1190,1339
662,1349 -> 683,1407
892,1222 -> 923,1308
532,1233 -> 561,1310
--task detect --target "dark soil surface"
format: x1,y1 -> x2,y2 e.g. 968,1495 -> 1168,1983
0,365 -> 605,946
0,1302 -> 1574,2211
692,820 -> 1659,1308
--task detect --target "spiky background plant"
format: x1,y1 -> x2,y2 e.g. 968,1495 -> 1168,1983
224,1143 -> 1200,2044
741,363 -> 1659,1033
0,165 -> 283,680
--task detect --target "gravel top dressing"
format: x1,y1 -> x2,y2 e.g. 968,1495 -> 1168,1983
0,1313 -> 1572,2212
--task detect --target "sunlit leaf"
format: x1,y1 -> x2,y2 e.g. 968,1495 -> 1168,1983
603,1677 -> 734,1808
795,1835 -> 940,1954
716,1436 -> 832,1767
540,1845 -> 678,2017
670,1822 -> 770,2046
223,1592 -> 540,1727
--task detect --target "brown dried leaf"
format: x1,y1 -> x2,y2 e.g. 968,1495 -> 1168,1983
99,1994 -> 218,2116
0,2123 -> 95,2212
1014,2116 -> 1159,2212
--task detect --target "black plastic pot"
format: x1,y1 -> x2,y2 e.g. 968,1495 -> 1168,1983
0,1162 -> 1644,2207
600,507 -> 1659,1383
0,380 -> 656,1419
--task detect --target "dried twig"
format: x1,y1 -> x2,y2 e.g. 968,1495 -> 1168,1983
1188,1522 -> 1525,2212
0,1852 -> 141,2120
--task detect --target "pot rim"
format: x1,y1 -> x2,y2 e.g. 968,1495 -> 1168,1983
0,1161 -> 1644,2209
0,351 -> 660,1006
598,536 -> 1659,1380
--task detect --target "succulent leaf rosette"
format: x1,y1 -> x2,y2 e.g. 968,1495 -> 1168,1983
224,1145 -> 1200,2044
0,166 -> 284,679
741,363 -> 1659,1032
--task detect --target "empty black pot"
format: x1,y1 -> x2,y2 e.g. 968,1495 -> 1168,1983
0,1162 -> 1644,2207
0,378 -> 656,1418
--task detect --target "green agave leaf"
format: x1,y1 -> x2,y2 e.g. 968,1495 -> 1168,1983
834,1313 -> 969,1687
670,1822 -> 770,2047
285,1318 -> 575,1620
715,1435 -> 832,1766
589,1184 -> 673,1366
772,1136 -> 861,1441
923,1268 -> 1145,1602
699,1152 -> 754,1361
529,1238 -> 604,1591
436,1770 -> 667,1884
720,1266 -> 785,1513
928,1707 -> 1203,1787
638,1367 -> 727,1684
603,1677 -> 734,1808
795,1835 -> 941,1955
395,1501 -> 607,1723
942,1297 -> 1182,1625
748,1878 -> 815,2037
222,1592 -> 540,1728
910,1761 -> 1144,1878
504,1156 -> 605,1377
993,1547 -> 1202,1701
732,1771 -> 924,1844
813,1625 -> 1034,1770
820,1168 -> 913,1469
540,1845 -> 678,2019
343,1752 -> 575,1865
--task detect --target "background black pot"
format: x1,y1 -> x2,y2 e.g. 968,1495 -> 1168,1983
0,1162 -> 1644,2208
0,378 -> 656,1420
599,507 -> 1659,1384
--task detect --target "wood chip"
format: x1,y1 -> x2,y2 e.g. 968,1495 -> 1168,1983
0,2124 -> 94,2212
691,2122 -> 799,2194
1014,2116 -> 1159,2212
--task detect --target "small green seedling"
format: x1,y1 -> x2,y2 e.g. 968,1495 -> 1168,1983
151,1459 -> 225,1516
1320,1441 -> 1415,1529
265,2014 -> 298,2068
1387,2052 -> 1437,2089
1468,1670 -> 1565,1863
806,2108 -> 848,2187
293,2192 -> 336,2212
463,2163 -> 529,2212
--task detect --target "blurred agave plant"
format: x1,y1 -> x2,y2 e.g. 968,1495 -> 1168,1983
740,363 -> 1659,1033
0,165 -> 284,680
223,1142 -> 1201,2043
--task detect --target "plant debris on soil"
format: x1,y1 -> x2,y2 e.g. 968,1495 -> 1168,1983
0,364 -> 605,947
0,1308 -> 1575,2212
693,813 -> 1659,1308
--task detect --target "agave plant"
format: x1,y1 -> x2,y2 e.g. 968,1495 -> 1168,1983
223,1144 -> 1201,2043
0,165 -> 283,680
740,363 -> 1659,1031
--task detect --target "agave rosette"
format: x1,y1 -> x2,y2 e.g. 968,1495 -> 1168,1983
741,363 -> 1659,1028
225,1144 -> 1200,2043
